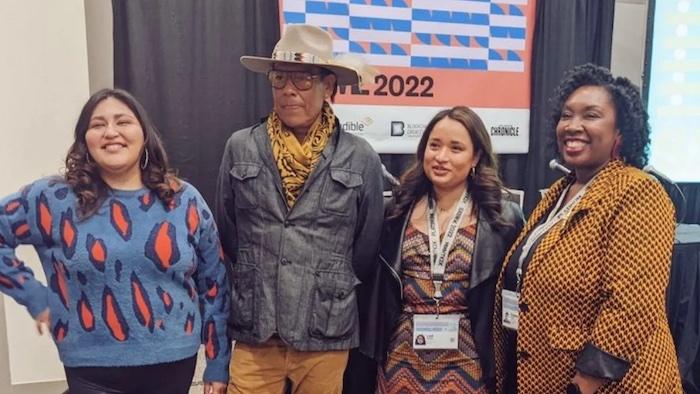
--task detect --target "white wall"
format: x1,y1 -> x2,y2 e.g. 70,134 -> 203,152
611,0 -> 649,87
0,0 -> 92,392
85,0 -> 114,93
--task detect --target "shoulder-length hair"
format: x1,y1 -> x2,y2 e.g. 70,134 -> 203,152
390,106 -> 509,231
64,88 -> 179,219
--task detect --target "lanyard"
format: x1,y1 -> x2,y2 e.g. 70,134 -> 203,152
427,189 -> 472,305
515,179 -> 594,292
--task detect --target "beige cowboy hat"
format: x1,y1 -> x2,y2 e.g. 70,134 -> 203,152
240,24 -> 363,86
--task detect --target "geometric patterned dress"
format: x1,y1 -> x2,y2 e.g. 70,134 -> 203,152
377,223 -> 488,393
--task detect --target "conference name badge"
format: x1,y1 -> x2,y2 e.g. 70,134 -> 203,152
501,289 -> 520,331
412,314 -> 460,350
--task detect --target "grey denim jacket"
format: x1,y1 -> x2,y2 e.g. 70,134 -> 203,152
215,120 -> 384,351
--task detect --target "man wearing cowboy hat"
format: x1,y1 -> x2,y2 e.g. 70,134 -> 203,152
215,24 -> 384,393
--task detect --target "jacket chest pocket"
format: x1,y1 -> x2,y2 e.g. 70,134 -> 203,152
230,163 -> 262,210
321,168 -> 363,217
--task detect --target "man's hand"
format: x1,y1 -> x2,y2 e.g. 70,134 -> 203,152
203,381 -> 227,394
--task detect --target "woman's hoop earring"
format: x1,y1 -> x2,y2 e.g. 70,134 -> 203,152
141,150 -> 149,170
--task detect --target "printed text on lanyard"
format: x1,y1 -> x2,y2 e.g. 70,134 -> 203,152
427,189 -> 472,314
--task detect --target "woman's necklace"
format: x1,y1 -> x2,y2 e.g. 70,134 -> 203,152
436,202 -> 458,234
436,198 -> 458,214
415,193 -> 469,234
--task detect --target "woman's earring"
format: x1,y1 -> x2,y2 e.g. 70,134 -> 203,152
141,150 -> 149,170
471,166 -> 476,178
611,134 -> 622,160
85,152 -> 91,164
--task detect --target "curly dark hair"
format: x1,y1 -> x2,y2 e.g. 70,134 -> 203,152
64,89 -> 180,219
390,106 -> 510,232
549,63 -> 650,169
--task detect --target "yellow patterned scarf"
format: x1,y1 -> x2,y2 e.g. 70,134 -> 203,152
267,103 -> 336,207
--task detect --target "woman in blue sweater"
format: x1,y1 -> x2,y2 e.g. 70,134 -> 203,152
0,89 -> 229,393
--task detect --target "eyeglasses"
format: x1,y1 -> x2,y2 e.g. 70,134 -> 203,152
267,70 -> 322,91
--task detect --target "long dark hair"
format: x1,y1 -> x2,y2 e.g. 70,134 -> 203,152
64,88 -> 179,218
390,106 -> 509,231
549,63 -> 650,168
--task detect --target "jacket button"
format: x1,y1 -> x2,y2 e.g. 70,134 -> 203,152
519,302 -> 529,313
283,220 -> 290,227
280,258 -> 290,266
336,291 -> 345,299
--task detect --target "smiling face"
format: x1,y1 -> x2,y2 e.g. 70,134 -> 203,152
85,97 -> 145,186
271,63 -> 336,139
422,117 -> 480,193
556,85 -> 620,181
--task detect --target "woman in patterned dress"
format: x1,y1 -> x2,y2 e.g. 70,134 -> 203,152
356,106 -> 523,393
493,64 -> 682,393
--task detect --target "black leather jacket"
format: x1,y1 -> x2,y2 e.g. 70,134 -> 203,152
350,198 -> 524,392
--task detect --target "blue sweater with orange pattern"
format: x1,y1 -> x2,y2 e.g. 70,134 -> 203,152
0,177 -> 230,382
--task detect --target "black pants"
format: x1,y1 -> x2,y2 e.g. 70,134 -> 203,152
64,355 -> 197,394
503,329 -> 518,394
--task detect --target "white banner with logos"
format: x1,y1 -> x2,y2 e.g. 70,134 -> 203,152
334,104 -> 529,154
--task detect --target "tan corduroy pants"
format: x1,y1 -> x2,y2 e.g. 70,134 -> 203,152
227,338 -> 349,394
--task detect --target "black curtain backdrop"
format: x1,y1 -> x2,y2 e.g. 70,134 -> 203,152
113,0 -> 279,205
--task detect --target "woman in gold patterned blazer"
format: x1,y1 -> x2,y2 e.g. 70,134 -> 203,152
493,64 -> 682,393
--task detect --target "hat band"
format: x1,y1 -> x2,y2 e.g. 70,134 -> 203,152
271,51 -> 330,65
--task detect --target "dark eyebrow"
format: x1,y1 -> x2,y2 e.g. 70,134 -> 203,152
427,137 -> 465,146
114,113 -> 136,120
564,102 -> 604,110
90,113 -> 135,122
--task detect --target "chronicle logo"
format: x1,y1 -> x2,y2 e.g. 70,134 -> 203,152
391,121 -> 425,137
342,117 -> 373,134
490,125 -> 519,136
